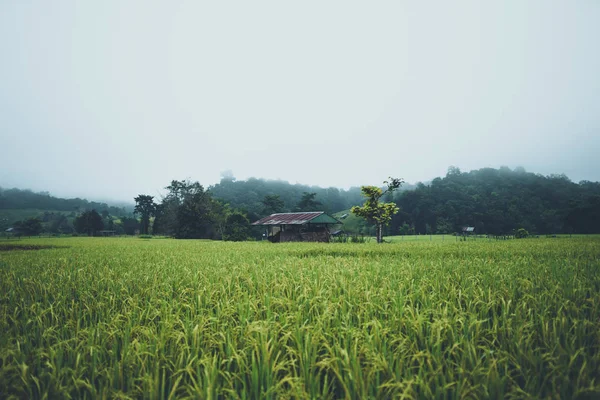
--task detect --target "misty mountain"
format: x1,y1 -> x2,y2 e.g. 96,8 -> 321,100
0,187 -> 132,215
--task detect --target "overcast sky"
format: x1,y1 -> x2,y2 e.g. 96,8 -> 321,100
1,1 -> 599,202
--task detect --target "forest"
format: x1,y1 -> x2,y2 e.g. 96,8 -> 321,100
391,167 -> 600,235
2,166 -> 600,237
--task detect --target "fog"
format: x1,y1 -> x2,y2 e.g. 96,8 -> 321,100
1,1 -> 599,202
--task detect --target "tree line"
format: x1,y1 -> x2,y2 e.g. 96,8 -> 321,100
6,210 -> 142,237
390,167 -> 600,235
4,167 -> 600,238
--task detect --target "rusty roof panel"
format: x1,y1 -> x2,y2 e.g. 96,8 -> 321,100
252,212 -> 325,225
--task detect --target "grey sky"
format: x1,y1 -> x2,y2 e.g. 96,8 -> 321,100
1,1 -> 599,202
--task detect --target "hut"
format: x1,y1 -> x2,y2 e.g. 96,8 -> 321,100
462,226 -> 475,239
4,227 -> 22,238
252,212 -> 341,243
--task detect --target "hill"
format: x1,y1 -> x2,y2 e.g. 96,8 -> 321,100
391,167 -> 600,235
0,187 -> 133,232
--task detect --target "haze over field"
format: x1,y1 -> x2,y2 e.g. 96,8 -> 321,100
1,1 -> 599,202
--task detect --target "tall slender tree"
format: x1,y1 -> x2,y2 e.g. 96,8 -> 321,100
134,195 -> 156,235
351,177 -> 403,243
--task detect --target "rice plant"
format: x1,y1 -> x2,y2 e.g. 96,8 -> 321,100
1,237 -> 599,398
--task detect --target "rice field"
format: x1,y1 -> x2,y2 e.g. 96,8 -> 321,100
1,237 -> 599,399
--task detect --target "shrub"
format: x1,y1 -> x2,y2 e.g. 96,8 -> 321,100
515,228 -> 529,239
350,235 -> 370,243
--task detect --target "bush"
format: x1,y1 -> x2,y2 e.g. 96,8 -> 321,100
515,228 -> 529,239
331,235 -> 347,243
350,235 -> 370,243
331,234 -> 370,243
222,213 -> 251,242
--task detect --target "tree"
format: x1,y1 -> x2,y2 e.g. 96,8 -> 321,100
151,203 -> 165,234
48,214 -> 73,234
435,217 -> 453,234
153,181 -> 205,236
14,217 -> 43,236
164,180 -> 204,203
151,180 -> 233,238
74,210 -> 104,236
134,195 -> 156,235
175,188 -> 218,239
222,213 -> 251,241
119,216 -> 140,235
351,177 -> 403,243
515,228 -> 529,238
262,194 -> 284,215
295,192 -> 321,212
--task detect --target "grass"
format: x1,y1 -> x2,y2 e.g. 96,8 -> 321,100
1,237 -> 599,398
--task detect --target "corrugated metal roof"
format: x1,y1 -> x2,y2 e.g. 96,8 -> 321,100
252,212 -> 339,225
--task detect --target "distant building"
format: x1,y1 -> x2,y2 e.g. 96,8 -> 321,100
462,226 -> 475,237
252,212 -> 342,243
4,227 -> 22,238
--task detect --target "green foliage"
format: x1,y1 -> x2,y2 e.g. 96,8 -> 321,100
351,177 -> 403,243
151,180 -> 231,239
4,166 -> 600,238
261,194 -> 284,215
43,213 -> 73,234
7,166 -> 600,237
295,192 -> 322,212
222,213 -> 251,241
0,186 -> 130,215
350,234 -> 370,243
565,194 -> 600,234
144,180 -> 260,240
331,234 -> 370,243
0,237 -> 599,398
73,210 -> 104,236
12,217 -> 43,236
117,216 -> 140,235
398,223 -> 414,235
133,195 -> 156,235
175,188 -> 219,239
393,167 -> 600,235
209,177 -> 370,218
333,210 -> 373,236
515,228 -> 529,239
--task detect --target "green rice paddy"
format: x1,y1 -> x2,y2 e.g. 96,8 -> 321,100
1,237 -> 599,399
